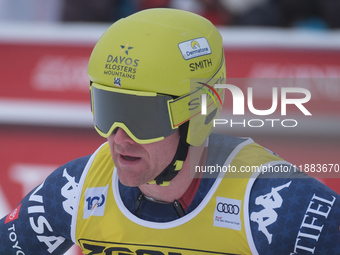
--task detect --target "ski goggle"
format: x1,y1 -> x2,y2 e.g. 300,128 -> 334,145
90,83 -> 192,144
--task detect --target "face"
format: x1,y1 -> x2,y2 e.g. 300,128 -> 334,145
108,128 -> 180,187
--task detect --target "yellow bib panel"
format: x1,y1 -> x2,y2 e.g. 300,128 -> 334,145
74,139 -> 283,255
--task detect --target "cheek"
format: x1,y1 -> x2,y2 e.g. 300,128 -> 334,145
107,136 -> 115,155
147,133 -> 180,166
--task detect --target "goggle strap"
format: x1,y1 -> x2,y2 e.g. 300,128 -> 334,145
169,84 -> 224,128
169,53 -> 226,128
168,96 -> 191,128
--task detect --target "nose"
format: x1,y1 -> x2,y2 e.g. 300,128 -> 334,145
113,128 -> 135,145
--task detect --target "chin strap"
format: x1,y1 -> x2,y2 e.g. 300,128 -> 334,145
148,122 -> 189,186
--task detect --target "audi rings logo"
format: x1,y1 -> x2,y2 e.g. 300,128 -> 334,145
214,197 -> 242,230
216,202 -> 240,215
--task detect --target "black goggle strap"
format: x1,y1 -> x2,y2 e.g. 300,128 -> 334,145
148,122 -> 190,186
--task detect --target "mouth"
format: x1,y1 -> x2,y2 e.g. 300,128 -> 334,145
120,154 -> 141,161
118,154 -> 142,167
114,144 -> 143,166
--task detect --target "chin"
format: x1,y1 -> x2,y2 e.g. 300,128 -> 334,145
117,172 -> 148,187
119,179 -> 140,187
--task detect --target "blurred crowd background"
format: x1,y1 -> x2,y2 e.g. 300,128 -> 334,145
0,0 -> 339,29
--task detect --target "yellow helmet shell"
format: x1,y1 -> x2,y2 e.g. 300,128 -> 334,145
88,8 -> 224,96
88,8 -> 226,146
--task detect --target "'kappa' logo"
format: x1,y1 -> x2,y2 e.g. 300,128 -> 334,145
250,181 -> 291,244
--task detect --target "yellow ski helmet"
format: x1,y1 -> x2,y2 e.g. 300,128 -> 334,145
88,8 -> 226,147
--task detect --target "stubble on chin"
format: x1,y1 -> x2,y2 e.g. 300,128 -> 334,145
115,164 -> 153,187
